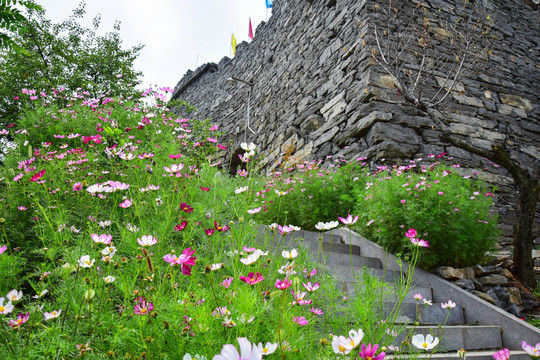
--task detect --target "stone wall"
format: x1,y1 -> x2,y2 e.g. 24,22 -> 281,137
172,0 -> 540,244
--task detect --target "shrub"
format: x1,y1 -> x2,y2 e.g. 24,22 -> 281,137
352,159 -> 499,268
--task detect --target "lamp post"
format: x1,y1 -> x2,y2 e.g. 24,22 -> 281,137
227,76 -> 255,142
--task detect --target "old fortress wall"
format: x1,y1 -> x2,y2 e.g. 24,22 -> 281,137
172,0 -> 540,243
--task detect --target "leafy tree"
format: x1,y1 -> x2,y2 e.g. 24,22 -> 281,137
368,0 -> 539,287
0,0 -> 41,51
0,1 -> 144,122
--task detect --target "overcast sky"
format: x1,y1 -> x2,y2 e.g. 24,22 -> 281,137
39,0 -> 272,91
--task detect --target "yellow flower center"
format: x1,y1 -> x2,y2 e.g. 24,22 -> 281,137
367,357 -> 373,360
263,348 -> 268,354
141,308 -> 147,314
339,345 -> 346,352
85,261 -> 91,265
350,340 -> 355,346
423,342 -> 428,348
0,306 -> 4,312
17,319 -> 23,324
51,311 -> 57,316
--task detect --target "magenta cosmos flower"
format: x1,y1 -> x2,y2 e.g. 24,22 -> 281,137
180,202 -> 194,213
7,312 -> 30,329
0,245 -> 7,255
338,214 -> 359,225
28,169 -> 46,182
359,343 -> 386,360
213,337 -> 262,360
174,220 -> 188,231
239,272 -> 264,285
163,247 -> 197,275
133,297 -> 154,315
275,278 -> 292,290
493,349 -> 510,360
214,221 -> 230,232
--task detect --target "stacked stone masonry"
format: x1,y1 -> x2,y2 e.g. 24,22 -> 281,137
172,0 -> 540,244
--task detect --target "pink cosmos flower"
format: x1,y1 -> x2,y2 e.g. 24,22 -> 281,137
7,312 -> 30,328
493,349 -> 510,360
441,300 -> 456,309
200,186 -> 210,191
43,309 -> 61,320
163,247 -> 197,275
414,293 -> 423,301
243,246 -> 256,253
180,203 -> 194,213
133,298 -> 153,315
218,144 -> 227,150
90,234 -> 112,244
521,341 -> 540,359
359,343 -> 386,360
291,290 -> 312,306
338,214 -> 359,225
304,268 -> 317,279
275,278 -> 292,290
174,220 -> 188,231
221,277 -> 233,288
119,199 -> 133,208
207,137 -> 217,143
410,237 -> 429,248
205,229 -> 215,236
239,272 -> 264,285
293,316 -> 308,325
247,207 -> 262,214
214,221 -> 230,232
164,163 -> 184,173
309,307 -> 323,315
28,169 -> 46,182
137,235 -> 157,247
0,245 -> 7,255
303,282 -> 320,292
72,182 -> 82,191
213,337 -> 262,360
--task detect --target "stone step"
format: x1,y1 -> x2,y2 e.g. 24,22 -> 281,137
387,350 -> 530,360
325,264 -> 405,283
392,325 -> 502,351
389,302 -> 466,325
336,281 -> 433,302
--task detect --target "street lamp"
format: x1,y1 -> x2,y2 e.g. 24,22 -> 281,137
227,76 -> 255,141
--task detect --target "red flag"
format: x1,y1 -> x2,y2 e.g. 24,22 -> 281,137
248,17 -> 254,40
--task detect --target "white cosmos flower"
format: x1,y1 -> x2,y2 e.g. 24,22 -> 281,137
103,276 -> 115,283
240,251 -> 261,265
412,334 -> 439,350
256,342 -> 278,356
6,289 -> 23,302
235,186 -> 248,194
78,255 -> 95,268
0,297 -> 14,314
240,142 -> 256,151
281,249 -> 299,260
348,328 -> 364,348
332,335 -> 353,355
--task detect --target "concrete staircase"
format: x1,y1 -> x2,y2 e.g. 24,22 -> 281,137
257,226 -> 540,359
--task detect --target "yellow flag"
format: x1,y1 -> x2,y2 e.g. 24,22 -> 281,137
231,34 -> 237,56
